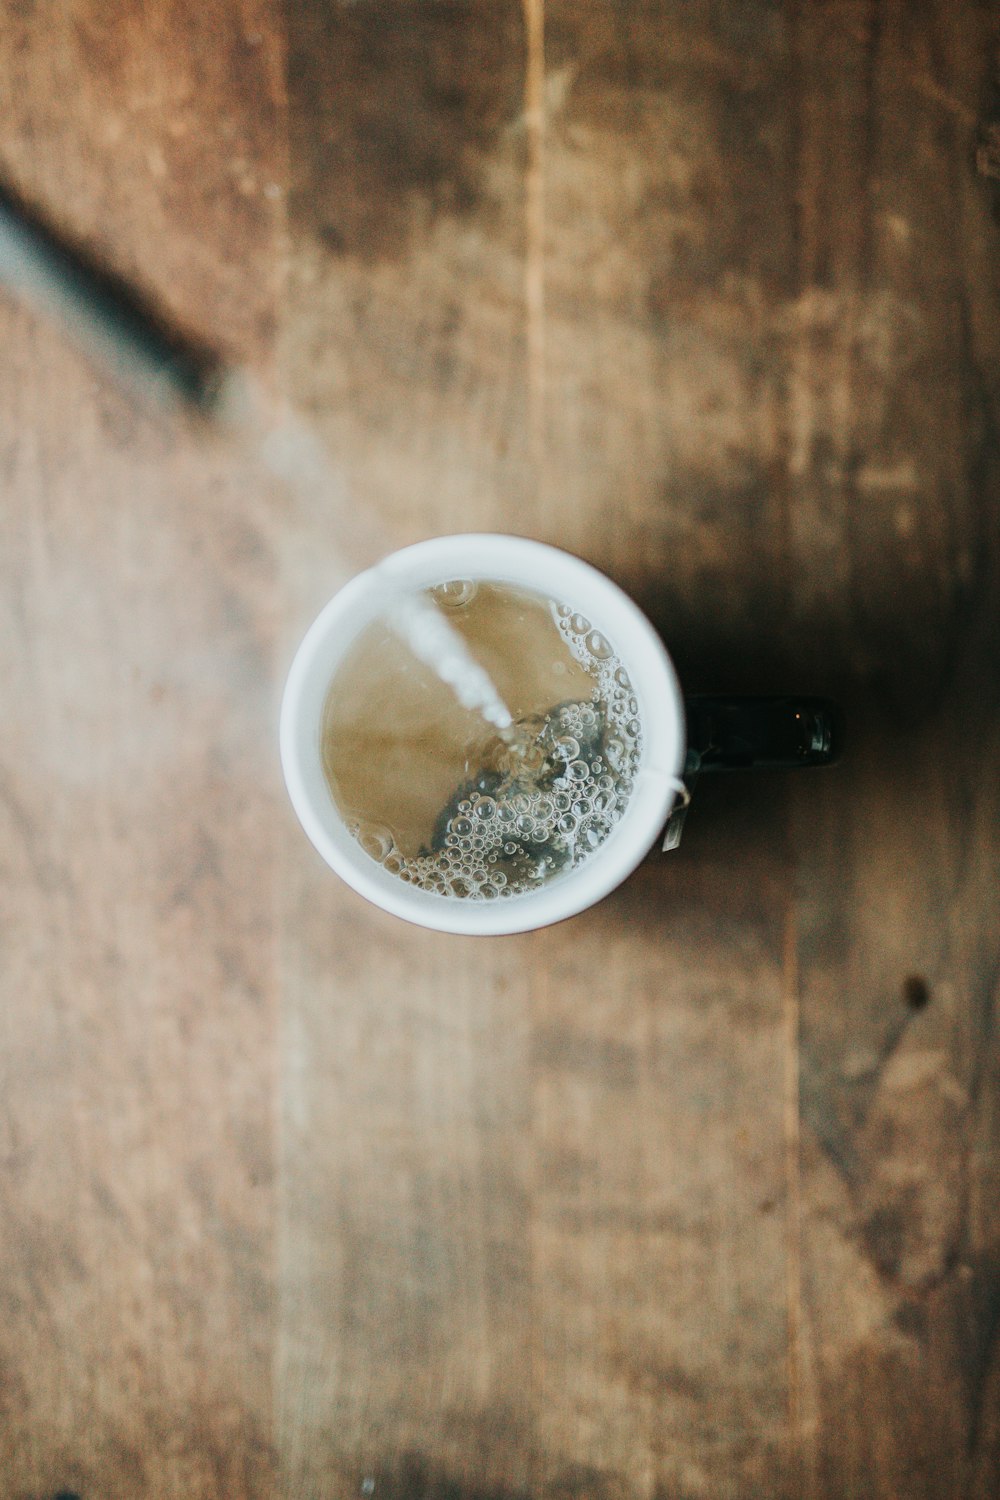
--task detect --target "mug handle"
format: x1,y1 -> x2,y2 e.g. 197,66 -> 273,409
662,696 -> 843,850
684,695 -> 843,771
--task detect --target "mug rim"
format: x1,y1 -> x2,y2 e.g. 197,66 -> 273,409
280,533 -> 685,934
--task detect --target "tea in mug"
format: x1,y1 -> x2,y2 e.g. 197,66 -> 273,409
321,580 -> 643,899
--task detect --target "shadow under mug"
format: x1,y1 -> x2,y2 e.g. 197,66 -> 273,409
280,535 -> 841,935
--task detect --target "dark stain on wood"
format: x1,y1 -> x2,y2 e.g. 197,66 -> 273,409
957,1250 -> 1000,1463
861,1198 -> 913,1280
287,0 -> 525,260
903,974 -> 931,1011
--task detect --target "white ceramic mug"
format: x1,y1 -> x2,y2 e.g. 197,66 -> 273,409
280,534 -> 686,934
280,533 -> 841,935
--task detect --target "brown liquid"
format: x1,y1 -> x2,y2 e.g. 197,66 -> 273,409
321,580 -> 641,899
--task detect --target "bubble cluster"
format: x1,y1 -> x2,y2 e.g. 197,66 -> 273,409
351,602 -> 642,900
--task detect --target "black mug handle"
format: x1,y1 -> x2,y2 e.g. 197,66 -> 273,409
683,695 -> 843,772
663,696 -> 843,849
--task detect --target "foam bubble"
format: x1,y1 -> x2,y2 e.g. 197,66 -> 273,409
358,823 -> 394,862
434,579 -> 479,609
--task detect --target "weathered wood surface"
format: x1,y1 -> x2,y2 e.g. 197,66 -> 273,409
1,1 -> 998,1498
0,2 -> 284,1496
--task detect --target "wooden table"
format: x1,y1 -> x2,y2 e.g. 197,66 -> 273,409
1,3 -> 997,1496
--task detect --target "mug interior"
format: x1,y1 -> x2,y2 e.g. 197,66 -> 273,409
280,535 -> 685,934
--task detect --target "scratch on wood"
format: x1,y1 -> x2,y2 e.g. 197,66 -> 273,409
522,0 -> 546,488
783,902 -> 806,1486
905,67 -> 977,128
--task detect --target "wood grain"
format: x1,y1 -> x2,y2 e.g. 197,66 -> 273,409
1,1 -> 997,1497
786,5 -> 1000,1497
279,2 -> 1000,1496
0,2 -> 283,1496
280,3 -> 799,1497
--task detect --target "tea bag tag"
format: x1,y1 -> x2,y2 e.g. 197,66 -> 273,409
661,752 -> 701,852
661,783 -> 691,851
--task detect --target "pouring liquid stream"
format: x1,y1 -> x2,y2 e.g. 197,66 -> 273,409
218,371 -> 519,741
